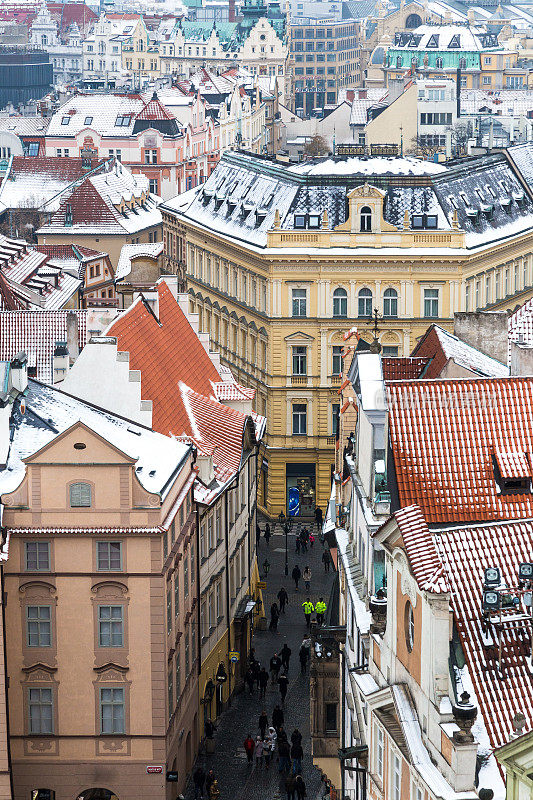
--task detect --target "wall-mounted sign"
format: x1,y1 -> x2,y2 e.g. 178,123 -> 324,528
146,766 -> 164,774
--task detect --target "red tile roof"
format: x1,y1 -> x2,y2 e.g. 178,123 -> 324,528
213,382 -> 255,401
382,357 -> 430,381
9,156 -> 92,182
136,93 -> 176,122
393,506 -> 449,593
47,2 -> 97,33
36,244 -> 105,261
106,282 -> 260,495
387,377 -> 533,524
411,324 -> 508,378
435,519 -> 533,748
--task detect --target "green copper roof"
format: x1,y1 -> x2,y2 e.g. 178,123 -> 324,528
181,20 -> 238,41
386,49 -> 481,69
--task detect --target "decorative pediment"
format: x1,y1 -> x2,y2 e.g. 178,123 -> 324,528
347,184 -> 386,200
93,662 -> 129,677
22,663 -> 58,677
23,421 -> 137,466
335,183 -> 398,235
284,331 -> 315,342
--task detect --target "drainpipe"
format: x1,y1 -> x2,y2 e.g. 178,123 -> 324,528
341,644 -> 346,800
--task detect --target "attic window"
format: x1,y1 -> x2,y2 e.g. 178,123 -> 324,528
308,214 -> 320,228
501,197 -> 512,212
61,116 -> 70,126
294,214 -> 306,229
466,207 -> 480,223
481,203 -> 494,219
412,214 -> 438,229
84,116 -> 93,125
449,34 -> 460,48
115,115 -> 131,127
493,451 -> 531,495
487,185 -> 496,199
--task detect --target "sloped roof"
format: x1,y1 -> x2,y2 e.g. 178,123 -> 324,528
509,296 -> 533,349
393,505 -> 449,592
0,309 -> 89,382
387,377 -> 533,524
411,324 -> 509,378
382,357 -> 430,381
106,282 -> 263,500
135,92 -> 176,122
435,519 -> 533,748
0,157 -> 100,213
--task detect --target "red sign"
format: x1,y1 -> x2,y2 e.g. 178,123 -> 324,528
146,766 -> 163,774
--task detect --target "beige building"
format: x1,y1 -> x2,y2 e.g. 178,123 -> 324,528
162,145 -> 533,516
0,353 -> 197,800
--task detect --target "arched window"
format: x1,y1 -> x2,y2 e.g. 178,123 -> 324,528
459,57 -> 466,69
436,57 -> 443,69
405,13 -> 422,28
383,288 -> 398,317
41,35 -> 47,46
332,287 -> 348,318
405,601 -> 415,652
358,288 -> 373,318
360,206 -> 372,232
396,56 -> 402,68
70,482 -> 92,508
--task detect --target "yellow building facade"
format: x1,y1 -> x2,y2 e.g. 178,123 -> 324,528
162,147 -> 533,517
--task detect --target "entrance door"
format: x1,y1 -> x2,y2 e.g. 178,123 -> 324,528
76,790 -> 118,800
286,463 -> 316,517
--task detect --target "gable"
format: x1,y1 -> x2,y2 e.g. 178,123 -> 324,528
23,421 -> 137,466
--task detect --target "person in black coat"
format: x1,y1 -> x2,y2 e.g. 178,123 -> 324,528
259,667 -> 269,698
292,565 -> 301,590
295,775 -> 307,800
299,645 -> 309,675
280,642 -> 292,671
278,671 -> 289,705
259,710 -> 268,738
277,587 -> 289,613
291,729 -> 303,747
193,767 -> 206,800
270,602 -> 280,632
272,704 -> 284,731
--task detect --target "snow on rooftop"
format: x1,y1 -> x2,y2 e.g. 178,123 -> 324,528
288,156 -> 447,177
434,325 -> 509,377
0,380 -> 190,498
115,242 -> 163,281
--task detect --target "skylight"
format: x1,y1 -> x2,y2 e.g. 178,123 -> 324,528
61,116 -> 70,126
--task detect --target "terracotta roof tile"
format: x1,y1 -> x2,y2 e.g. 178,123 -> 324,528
393,505 -> 449,593
382,357 -> 430,381
387,377 -> 533,524
435,519 -> 533,748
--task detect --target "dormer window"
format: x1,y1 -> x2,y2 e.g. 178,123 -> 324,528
360,206 -> 372,232
61,116 -> 70,126
493,451 -> 531,495
84,116 -> 93,125
115,115 -> 131,127
412,214 -> 437,229
294,214 -> 306,229
308,214 -> 320,229
65,203 -> 73,226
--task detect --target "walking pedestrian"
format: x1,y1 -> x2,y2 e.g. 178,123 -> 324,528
209,780 -> 220,800
205,719 -> 216,739
285,771 -> 297,800
265,523 -> 271,546
299,531 -> 307,554
270,653 -> 282,683
278,671 -> 289,705
277,586 -> 289,614
291,728 -> 303,748
295,775 -> 307,800
256,523 -> 261,549
322,549 -> 330,573
315,597 -> 327,625
205,770 -> 216,797
278,739 -> 291,773
252,658 -> 261,688
314,505 -> 323,529
277,724 -> 288,744
272,704 -> 284,732
303,566 -> 311,592
259,709 -> 268,738
291,741 -> 303,774
295,536 -> 301,554
244,734 -> 255,764
292,564 -> 301,590
302,597 -> 314,630
299,644 -> 309,675
254,736 -> 264,768
259,667 -> 269,698
267,725 -> 278,753
309,532 -> 315,548
270,601 -> 280,632
193,767 -> 206,800
265,726 -> 277,767
280,642 -> 292,672
245,667 -> 256,694
263,735 -> 273,768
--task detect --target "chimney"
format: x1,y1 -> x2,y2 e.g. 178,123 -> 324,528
346,89 -> 355,101
358,89 -> 367,99
229,0 -> 236,21
66,311 -> 79,363
52,341 -> 69,384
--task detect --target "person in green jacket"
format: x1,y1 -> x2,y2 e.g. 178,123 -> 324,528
302,598 -> 314,630
315,597 -> 327,625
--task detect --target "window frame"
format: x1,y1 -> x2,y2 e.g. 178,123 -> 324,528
98,605 -> 124,648
360,205 -> 372,232
28,687 -> 54,735
383,288 -> 398,318
358,288 -> 373,318
69,481 -> 92,508
25,541 -> 50,572
332,287 -> 348,318
423,287 -> 439,318
100,686 -> 125,735
291,287 -> 307,318
292,345 -> 307,376
292,403 -> 307,435
26,605 -> 52,648
332,345 -> 343,376
96,541 -> 122,572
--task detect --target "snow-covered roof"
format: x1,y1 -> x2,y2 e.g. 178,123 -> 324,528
287,156 -> 447,177
47,94 -> 145,138
508,296 -> 533,351
412,324 -> 509,378
0,156 -> 99,214
391,24 -> 495,51
0,379 -> 191,498
115,242 -> 163,281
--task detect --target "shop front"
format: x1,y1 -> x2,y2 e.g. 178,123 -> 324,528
286,463 -> 316,517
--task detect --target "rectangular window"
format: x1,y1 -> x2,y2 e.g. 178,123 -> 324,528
215,509 -> 221,542
190,541 -> 195,585
375,724 -> 384,780
27,606 -> 51,647
98,605 -> 124,647
208,516 -> 214,551
216,582 -> 221,619
185,630 -> 190,675
97,541 -> 122,571
100,687 -> 125,734
166,588 -> 172,635
200,523 -> 206,560
25,541 -> 50,572
392,753 -> 401,800
184,553 -> 189,597
332,345 -> 342,375
168,669 -> 173,718
292,288 -> 307,317
292,346 -> 307,375
423,288 -> 439,318
292,404 -> 307,435
69,482 -> 91,507
332,404 -> 340,436
325,703 -> 337,732
175,651 -> 181,698
29,687 -> 53,734
149,178 -> 158,194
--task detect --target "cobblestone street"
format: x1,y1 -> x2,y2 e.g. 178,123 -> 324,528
185,516 -> 335,800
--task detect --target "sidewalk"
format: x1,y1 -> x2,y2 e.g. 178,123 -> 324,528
186,515 -> 334,800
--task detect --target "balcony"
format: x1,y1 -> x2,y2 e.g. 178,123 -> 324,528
291,375 -> 308,385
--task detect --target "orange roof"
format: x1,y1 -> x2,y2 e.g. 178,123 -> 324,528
387,377 -> 533,524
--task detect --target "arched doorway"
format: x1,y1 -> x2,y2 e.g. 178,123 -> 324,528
76,790 -> 118,800
405,12 -> 422,27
